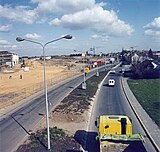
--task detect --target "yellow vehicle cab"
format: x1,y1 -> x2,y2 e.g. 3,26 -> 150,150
96,115 -> 132,135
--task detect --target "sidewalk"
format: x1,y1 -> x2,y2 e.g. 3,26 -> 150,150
121,77 -> 160,151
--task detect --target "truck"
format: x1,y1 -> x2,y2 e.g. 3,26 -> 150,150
95,115 -> 146,152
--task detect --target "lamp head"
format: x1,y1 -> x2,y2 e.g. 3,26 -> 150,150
63,35 -> 72,39
16,37 -> 25,42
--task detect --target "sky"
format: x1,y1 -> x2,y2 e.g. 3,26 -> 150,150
0,0 -> 160,56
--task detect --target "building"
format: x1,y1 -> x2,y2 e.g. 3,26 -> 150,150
0,51 -> 19,68
153,51 -> 160,60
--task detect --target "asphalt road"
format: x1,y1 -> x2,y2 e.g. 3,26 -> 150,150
0,64 -> 112,152
81,68 -> 156,152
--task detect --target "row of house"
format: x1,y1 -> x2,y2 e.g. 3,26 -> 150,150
120,49 -> 160,78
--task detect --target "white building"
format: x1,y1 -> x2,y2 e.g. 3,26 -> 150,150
0,51 -> 19,67
131,53 -> 140,65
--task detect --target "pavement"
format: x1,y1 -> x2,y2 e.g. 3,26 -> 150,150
121,77 -> 160,152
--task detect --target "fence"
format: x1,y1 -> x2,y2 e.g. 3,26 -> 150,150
0,72 -> 78,109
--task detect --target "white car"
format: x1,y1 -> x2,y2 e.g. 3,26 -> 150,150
110,70 -> 116,74
108,79 -> 115,86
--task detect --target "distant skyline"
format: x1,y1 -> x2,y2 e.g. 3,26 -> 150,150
0,0 -> 160,56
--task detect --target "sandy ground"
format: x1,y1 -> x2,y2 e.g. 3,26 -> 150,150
0,59 -> 81,109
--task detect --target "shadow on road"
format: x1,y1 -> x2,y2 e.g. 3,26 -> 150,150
103,83 -> 109,87
66,150 -> 83,152
74,130 -> 146,152
74,130 -> 100,152
103,83 -> 115,87
123,141 -> 147,152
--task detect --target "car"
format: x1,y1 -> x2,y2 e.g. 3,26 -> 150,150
110,70 -> 116,74
108,79 -> 115,86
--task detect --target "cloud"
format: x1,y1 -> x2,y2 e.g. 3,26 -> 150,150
0,1 -> 96,24
144,17 -> 160,38
0,39 -> 18,50
49,18 -> 61,26
92,34 -> 109,41
0,24 -> 11,32
92,34 -> 99,39
0,39 -> 10,45
24,33 -> 42,40
11,45 -> 18,49
32,0 -> 96,14
0,5 -> 38,24
144,29 -> 160,37
49,6 -> 133,36
1,44 -> 18,49
144,17 -> 160,29
0,1 -> 133,38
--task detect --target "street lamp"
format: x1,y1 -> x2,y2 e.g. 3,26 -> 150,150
96,63 -> 99,76
74,50 -> 86,89
100,52 -> 107,71
16,34 -> 72,150
94,47 -> 99,77
82,52 -> 86,90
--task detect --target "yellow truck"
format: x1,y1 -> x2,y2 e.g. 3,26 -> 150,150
95,115 -> 146,152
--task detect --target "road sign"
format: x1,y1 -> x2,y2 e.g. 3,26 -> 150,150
84,68 -> 89,73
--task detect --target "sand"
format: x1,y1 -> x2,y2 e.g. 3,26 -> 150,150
0,60 -> 80,109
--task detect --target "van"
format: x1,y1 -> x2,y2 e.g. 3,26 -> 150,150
108,79 -> 115,86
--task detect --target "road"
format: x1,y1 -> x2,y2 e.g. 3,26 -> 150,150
80,68 -> 156,152
0,64 -> 112,152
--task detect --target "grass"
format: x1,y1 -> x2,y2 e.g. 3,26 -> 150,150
127,79 -> 160,127
16,127 -> 80,152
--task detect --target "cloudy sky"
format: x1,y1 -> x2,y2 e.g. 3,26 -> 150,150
0,0 -> 160,56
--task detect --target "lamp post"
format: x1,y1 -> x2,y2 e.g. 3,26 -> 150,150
94,47 -> 99,77
96,64 -> 99,76
101,52 -> 107,71
16,35 -> 72,150
74,50 -> 86,89
82,52 -> 86,90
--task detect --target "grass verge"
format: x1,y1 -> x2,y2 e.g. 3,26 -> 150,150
127,79 -> 160,127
